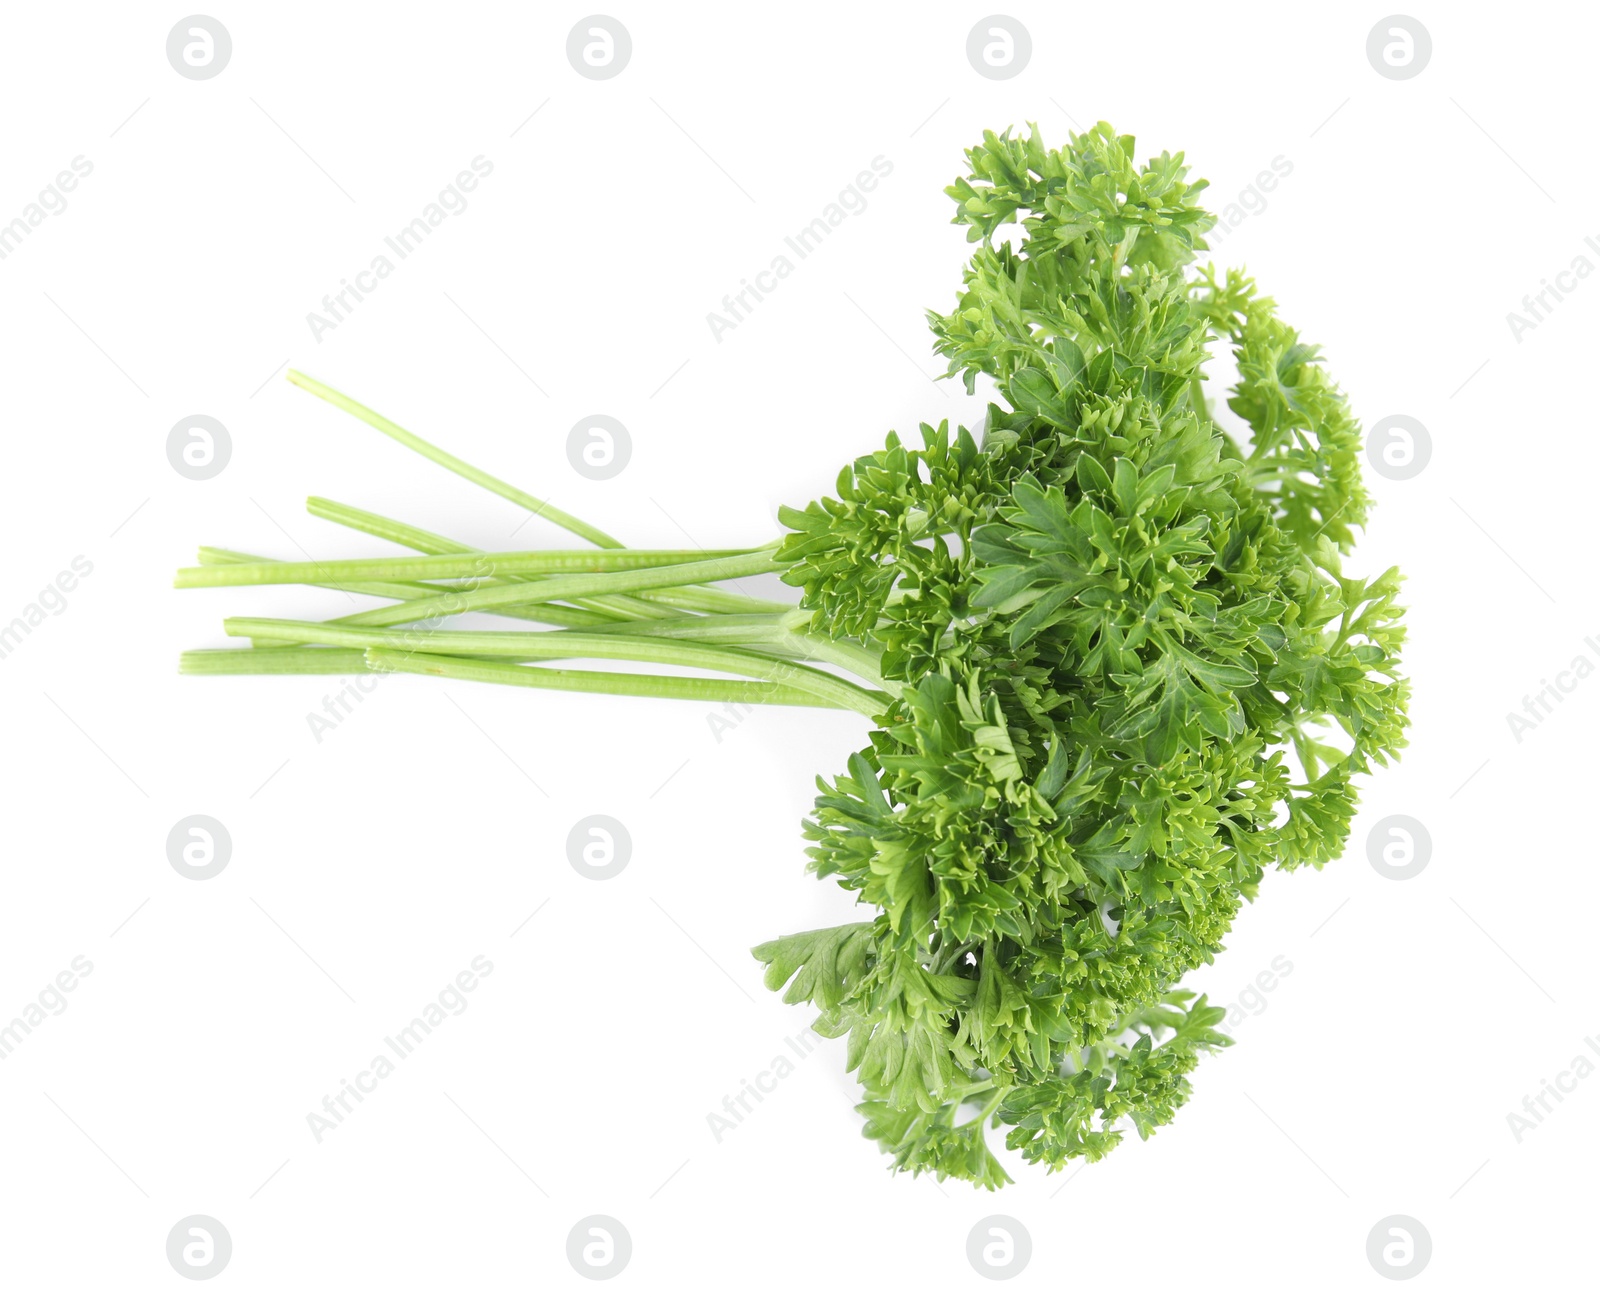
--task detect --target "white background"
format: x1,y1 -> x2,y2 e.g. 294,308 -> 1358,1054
1,2 -> 1594,1292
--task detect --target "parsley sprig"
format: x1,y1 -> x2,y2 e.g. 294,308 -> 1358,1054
179,122 -> 1407,1188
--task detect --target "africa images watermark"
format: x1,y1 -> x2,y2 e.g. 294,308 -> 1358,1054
1205,155 -> 1293,247
1504,631 -> 1600,743
705,1027 -> 823,1142
0,156 -> 93,265
306,156 -> 494,341
305,956 -> 495,1142
0,556 -> 94,662
706,698 -> 755,744
1219,954 -> 1294,1030
1506,1032 -> 1600,1143
0,956 -> 94,1064
707,156 -> 894,342
1506,234 -> 1600,342
307,674 -> 383,743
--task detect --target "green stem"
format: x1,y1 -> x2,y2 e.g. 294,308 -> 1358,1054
305,497 -> 463,555
307,495 -> 789,618
584,611 -> 798,643
567,594 -> 684,622
221,619 -> 889,716
198,546 -> 467,602
962,1087 -> 1010,1128
198,547 -> 623,639
181,647 -> 372,675
287,370 -> 623,549
773,634 -> 893,694
175,548 -> 754,589
653,610 -> 892,694
332,550 -> 785,630
944,1077 -> 1002,1105
586,611 -> 897,696
365,649 -> 849,709
626,586 -> 793,616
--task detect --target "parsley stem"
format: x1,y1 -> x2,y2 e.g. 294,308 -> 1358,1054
328,550 -> 785,630
200,547 -> 622,647
304,496 -> 462,554
221,619 -> 888,715
580,611 -> 895,694
364,649 -> 859,710
624,586 -> 792,616
287,370 -> 624,549
181,647 -> 372,675
579,611 -> 803,643
196,546 -> 474,604
962,1087 -> 1010,1128
175,548 -> 756,589
774,633 -> 892,694
307,496 -> 789,617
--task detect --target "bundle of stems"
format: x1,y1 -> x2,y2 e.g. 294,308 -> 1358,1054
177,371 -> 893,719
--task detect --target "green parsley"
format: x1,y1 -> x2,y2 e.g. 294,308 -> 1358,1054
179,122 -> 1408,1189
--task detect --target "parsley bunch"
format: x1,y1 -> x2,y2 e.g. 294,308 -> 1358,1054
179,123 -> 1407,1189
